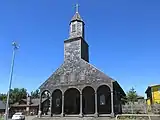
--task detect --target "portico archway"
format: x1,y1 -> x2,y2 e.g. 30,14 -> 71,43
64,88 -> 80,114
82,86 -> 95,114
40,90 -> 51,115
51,89 -> 62,114
97,85 -> 111,114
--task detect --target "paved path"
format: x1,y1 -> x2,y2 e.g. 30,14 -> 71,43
25,116 -> 36,120
8,116 -> 36,120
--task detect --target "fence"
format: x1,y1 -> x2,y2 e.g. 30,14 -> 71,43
122,103 -> 160,114
116,114 -> 160,120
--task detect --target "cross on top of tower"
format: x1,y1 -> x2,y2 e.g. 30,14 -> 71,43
12,42 -> 19,50
71,3 -> 83,22
75,3 -> 79,13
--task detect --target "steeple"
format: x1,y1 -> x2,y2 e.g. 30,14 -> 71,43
64,4 -> 89,62
71,12 -> 83,22
71,4 -> 83,22
69,4 -> 85,39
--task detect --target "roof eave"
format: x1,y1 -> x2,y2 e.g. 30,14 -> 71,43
145,86 -> 151,93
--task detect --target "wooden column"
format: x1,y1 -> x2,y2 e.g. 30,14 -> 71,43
95,92 -> 98,117
38,95 -> 42,118
79,93 -> 83,117
50,96 -> 52,117
61,94 -> 64,117
111,90 -> 114,117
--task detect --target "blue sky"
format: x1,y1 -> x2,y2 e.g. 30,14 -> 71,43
0,0 -> 160,97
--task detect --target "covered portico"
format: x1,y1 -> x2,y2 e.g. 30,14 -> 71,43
38,82 -> 124,118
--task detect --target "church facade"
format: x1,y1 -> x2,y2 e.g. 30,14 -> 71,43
39,8 -> 125,118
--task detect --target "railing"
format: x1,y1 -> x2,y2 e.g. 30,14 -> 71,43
115,114 -> 160,120
122,103 -> 160,114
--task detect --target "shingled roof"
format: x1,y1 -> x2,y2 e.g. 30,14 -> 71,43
11,98 -> 47,107
0,100 -> 5,110
145,84 -> 160,93
71,12 -> 83,22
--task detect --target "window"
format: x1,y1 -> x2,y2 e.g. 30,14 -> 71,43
72,24 -> 76,32
56,98 -> 60,107
100,94 -> 106,105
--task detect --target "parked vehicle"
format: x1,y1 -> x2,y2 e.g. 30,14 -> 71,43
12,112 -> 25,120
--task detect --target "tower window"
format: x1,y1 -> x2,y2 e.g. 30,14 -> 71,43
72,24 -> 76,32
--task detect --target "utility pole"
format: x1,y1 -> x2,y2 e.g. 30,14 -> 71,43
5,42 -> 19,120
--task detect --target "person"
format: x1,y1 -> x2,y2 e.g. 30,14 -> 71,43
38,110 -> 41,118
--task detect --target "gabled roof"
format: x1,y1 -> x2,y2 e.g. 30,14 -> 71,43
148,84 -> 160,87
0,100 -> 5,110
113,81 -> 126,97
11,98 -> 47,107
145,84 -> 160,93
40,58 -> 116,90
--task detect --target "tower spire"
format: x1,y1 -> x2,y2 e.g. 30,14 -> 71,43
71,3 -> 83,22
69,4 -> 84,39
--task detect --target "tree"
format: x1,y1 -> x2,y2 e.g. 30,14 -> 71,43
31,89 -> 40,98
10,88 -> 27,104
0,93 -> 7,103
0,88 -> 27,104
126,87 -> 138,103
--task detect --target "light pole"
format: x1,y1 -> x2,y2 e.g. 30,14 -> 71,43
5,42 -> 19,120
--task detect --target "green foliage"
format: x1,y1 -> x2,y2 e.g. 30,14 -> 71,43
31,89 -> 40,98
0,88 -> 27,104
126,87 -> 138,103
0,93 -> 7,103
41,91 -> 50,98
10,88 -> 27,104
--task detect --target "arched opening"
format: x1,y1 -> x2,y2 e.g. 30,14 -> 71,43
41,90 -> 51,115
97,85 -> 111,114
52,89 -> 62,114
82,86 -> 95,114
64,88 -> 80,114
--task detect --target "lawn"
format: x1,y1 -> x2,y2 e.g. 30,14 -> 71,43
0,116 -> 4,120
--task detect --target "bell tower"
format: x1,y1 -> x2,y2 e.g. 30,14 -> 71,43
64,4 -> 89,62
69,4 -> 85,39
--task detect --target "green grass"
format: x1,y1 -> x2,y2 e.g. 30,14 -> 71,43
0,116 -> 4,120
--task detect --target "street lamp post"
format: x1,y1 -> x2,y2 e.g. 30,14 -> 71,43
5,42 -> 19,120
